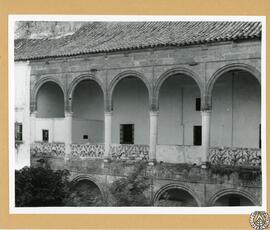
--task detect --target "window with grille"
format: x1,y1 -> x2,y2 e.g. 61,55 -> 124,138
15,122 -> 23,142
193,125 -> 202,146
120,124 -> 134,144
42,129 -> 49,142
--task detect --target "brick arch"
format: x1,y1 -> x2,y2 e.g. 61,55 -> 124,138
154,67 -> 204,109
67,74 -> 105,100
153,183 -> 201,207
70,174 -> 106,202
31,77 -> 66,112
108,70 -> 152,110
207,188 -> 259,206
206,63 -> 261,105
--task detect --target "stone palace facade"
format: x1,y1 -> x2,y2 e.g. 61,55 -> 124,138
14,21 -> 262,206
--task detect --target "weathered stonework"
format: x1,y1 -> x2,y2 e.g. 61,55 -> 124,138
30,152 -> 262,206
29,40 -> 261,112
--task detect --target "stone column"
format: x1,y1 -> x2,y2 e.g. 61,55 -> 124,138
30,111 -> 37,144
201,110 -> 211,165
104,111 -> 112,160
64,111 -> 73,160
149,110 -> 159,164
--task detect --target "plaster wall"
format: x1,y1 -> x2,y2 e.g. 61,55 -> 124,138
35,118 -> 65,142
36,82 -> 64,118
156,145 -> 202,164
15,62 -> 31,169
72,118 -> 104,144
211,71 -> 261,148
158,75 -> 201,145
72,81 -> 104,120
112,77 -> 149,144
72,80 -> 104,143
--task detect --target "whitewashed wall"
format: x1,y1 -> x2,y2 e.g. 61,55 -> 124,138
156,145 -> 202,164
14,62 -> 31,169
158,75 -> 201,145
211,71 -> 261,148
112,78 -> 150,144
72,81 -> 104,143
37,82 -> 64,118
35,118 -> 65,142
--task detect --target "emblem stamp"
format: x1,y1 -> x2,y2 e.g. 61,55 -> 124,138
249,211 -> 269,230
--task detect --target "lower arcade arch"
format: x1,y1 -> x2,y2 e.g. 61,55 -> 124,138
209,191 -> 256,206
68,178 -> 105,206
154,184 -> 200,207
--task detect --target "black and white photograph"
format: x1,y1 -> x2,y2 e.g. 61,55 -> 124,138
10,16 -> 265,213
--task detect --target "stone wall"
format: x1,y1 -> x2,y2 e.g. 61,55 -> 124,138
30,153 -> 262,206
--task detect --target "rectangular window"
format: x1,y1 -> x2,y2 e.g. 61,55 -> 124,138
193,126 -> 202,146
120,124 -> 134,144
196,98 -> 201,111
15,122 -> 23,142
83,135 -> 88,140
42,129 -> 49,142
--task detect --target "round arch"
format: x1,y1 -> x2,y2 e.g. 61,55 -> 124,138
206,63 -> 261,99
208,189 -> 258,206
108,70 -> 152,105
153,183 -> 201,207
31,77 -> 66,110
70,175 -> 106,202
154,67 -> 204,106
68,74 -> 105,101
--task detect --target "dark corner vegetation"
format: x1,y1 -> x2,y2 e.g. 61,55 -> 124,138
15,166 -> 70,207
15,162 -> 152,207
110,161 -> 151,206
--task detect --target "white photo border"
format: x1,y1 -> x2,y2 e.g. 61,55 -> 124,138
8,15 -> 267,214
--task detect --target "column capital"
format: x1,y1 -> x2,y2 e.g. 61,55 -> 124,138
105,111 -> 113,116
30,110 -> 37,116
65,111 -> 73,117
201,94 -> 212,111
150,110 -> 159,116
30,102 -> 37,113
201,109 -> 212,114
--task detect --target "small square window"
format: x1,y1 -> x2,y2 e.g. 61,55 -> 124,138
15,122 -> 23,142
83,135 -> 88,140
196,98 -> 201,111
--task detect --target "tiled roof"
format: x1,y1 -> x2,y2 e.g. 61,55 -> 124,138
14,21 -> 261,61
